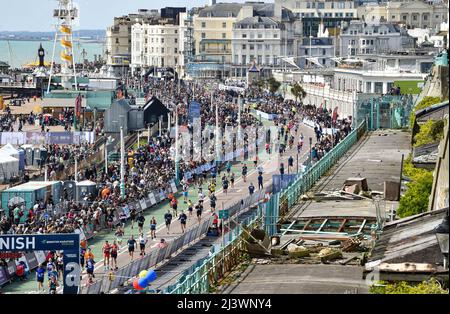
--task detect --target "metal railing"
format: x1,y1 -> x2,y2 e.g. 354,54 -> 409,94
166,208 -> 262,294
279,119 -> 367,213
80,215 -> 214,294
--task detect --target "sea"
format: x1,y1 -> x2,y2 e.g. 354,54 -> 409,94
0,40 -> 105,69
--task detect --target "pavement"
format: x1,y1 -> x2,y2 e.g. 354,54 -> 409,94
220,264 -> 369,294
1,113 -> 317,294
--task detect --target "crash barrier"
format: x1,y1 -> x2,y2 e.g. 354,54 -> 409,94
165,208 -> 262,294
250,109 -> 278,121
164,184 -> 272,294
79,215 -> 214,294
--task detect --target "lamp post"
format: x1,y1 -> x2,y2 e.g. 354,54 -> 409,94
435,213 -> 449,269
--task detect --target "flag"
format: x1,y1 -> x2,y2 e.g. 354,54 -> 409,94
332,106 -> 339,124
75,94 -> 82,118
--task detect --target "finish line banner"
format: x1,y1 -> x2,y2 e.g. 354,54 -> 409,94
0,132 -> 95,145
0,233 -> 81,294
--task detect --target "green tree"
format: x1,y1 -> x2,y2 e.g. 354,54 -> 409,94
397,170 -> 434,218
267,77 -> 281,94
414,119 -> 446,147
291,82 -> 306,104
370,279 -> 448,294
409,96 -> 441,129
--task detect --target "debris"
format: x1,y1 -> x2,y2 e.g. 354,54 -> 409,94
341,238 -> 361,252
343,177 -> 368,192
329,240 -> 341,246
287,244 -> 310,258
344,184 -> 360,195
270,248 -> 285,257
339,256 -> 358,265
318,248 -> 342,263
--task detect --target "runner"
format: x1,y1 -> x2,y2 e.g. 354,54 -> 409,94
187,200 -> 194,219
164,209 -> 173,234
127,235 -> 136,261
222,176 -> 229,195
179,211 -> 187,233
209,193 -> 217,213
242,164 -> 248,182
137,213 -> 145,233
226,161 -> 232,174
198,190 -> 205,206
130,207 -> 137,229
182,184 -> 189,204
36,264 -> 45,292
119,211 -> 127,229
83,248 -> 94,269
170,197 -> 178,217
150,217 -> 157,239
196,203 -> 203,223
56,253 -> 64,280
138,232 -> 147,256
48,275 -> 59,294
115,226 -> 124,246
230,172 -> 235,188
111,241 -> 119,270
248,182 -> 255,195
102,240 -> 111,270
86,257 -> 95,284
258,173 -> 264,190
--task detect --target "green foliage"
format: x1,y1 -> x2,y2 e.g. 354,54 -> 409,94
267,77 -> 281,94
291,82 -> 306,103
398,168 -> 433,218
413,119 -> 446,147
409,96 -> 441,129
370,279 -> 448,294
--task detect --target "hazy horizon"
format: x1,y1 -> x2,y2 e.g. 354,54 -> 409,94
0,0 -> 250,32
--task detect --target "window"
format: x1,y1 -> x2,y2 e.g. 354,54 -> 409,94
258,33 -> 262,39
250,55 -> 254,61
249,44 -> 254,50
222,33 -> 226,39
202,22 -> 206,28
242,55 -> 247,64
115,38 -> 119,44
257,55 -> 262,64
265,55 -> 270,64
402,15 -> 407,20
306,2 -> 310,9
257,44 -> 262,50
174,57 -> 177,65
234,55 -> 238,64
175,48 -> 178,54
242,44 -> 246,49
161,29 -> 164,34
317,2 -> 324,9
175,30 -> 178,34
161,48 -> 164,53
201,32 -> 206,39
322,49 -> 326,55
392,15 -> 396,19
424,15 -> 428,21
175,38 -> 178,44
304,48 -> 308,55
274,33 -> 278,38
265,44 -> 270,49
321,58 -> 325,65
222,22 -> 227,28
161,38 -> 164,43
413,15 -> 417,21
242,33 -> 247,38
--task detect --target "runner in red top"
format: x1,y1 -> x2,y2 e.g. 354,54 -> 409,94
103,240 -> 111,271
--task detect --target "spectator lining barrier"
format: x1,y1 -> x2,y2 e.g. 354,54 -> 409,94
165,120 -> 368,294
79,215 -> 214,294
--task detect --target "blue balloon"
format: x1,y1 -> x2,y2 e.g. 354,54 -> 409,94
137,270 -> 157,288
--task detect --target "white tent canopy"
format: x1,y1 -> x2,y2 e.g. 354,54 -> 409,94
0,154 -> 20,182
0,143 -> 20,159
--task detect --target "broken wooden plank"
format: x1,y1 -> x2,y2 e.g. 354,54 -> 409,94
339,256 -> 358,265
337,219 -> 347,233
357,219 -> 367,234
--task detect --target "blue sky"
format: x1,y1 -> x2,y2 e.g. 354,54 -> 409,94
0,0 -> 248,32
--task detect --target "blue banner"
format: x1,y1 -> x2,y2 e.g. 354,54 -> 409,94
188,101 -> 201,123
0,234 -> 80,294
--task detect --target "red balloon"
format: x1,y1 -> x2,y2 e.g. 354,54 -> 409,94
133,279 -> 144,290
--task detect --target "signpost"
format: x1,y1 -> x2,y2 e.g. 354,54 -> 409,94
0,234 -> 81,294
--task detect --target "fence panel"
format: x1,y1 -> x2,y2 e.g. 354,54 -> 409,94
156,246 -> 167,265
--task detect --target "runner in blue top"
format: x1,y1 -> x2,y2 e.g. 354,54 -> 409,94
86,258 -> 95,284
226,161 -> 232,174
36,264 -> 45,292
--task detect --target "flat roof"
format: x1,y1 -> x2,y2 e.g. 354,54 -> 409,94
4,181 -> 60,192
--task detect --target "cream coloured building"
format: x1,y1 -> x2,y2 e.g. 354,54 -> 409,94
358,0 -> 448,31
